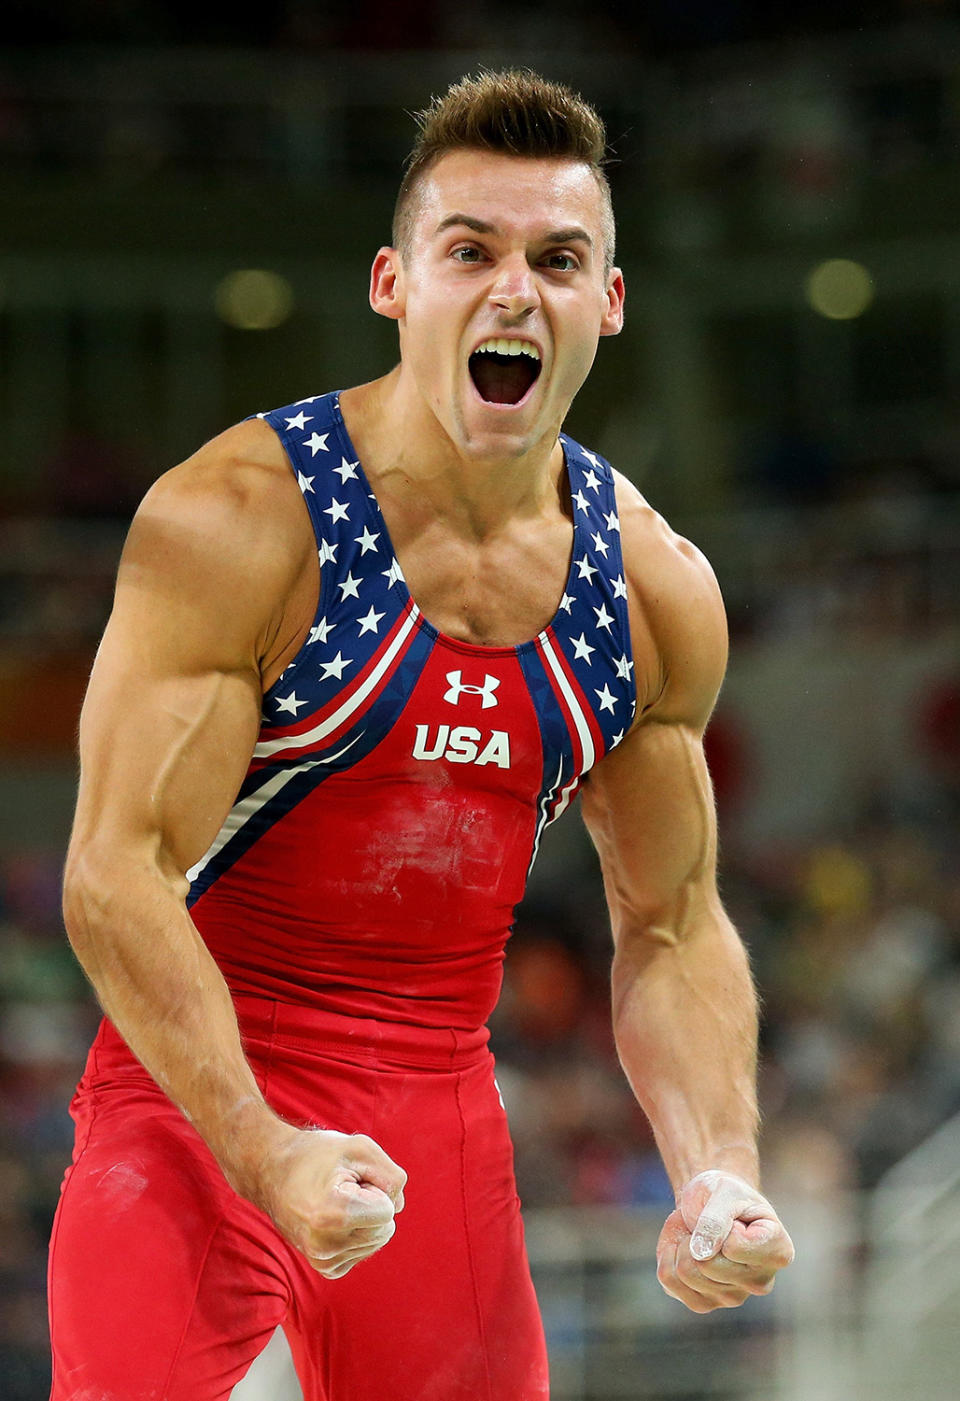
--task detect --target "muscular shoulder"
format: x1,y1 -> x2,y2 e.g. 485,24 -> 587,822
139,418 -> 303,564
120,417 -> 312,665
612,469 -> 728,732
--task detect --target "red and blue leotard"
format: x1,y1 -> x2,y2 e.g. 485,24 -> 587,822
187,390 -> 637,1030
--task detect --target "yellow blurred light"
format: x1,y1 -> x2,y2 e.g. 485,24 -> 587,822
215,269 -> 294,330
805,259 -> 874,321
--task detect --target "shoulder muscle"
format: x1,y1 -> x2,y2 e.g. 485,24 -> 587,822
116,417 -> 310,675
613,470 -> 727,734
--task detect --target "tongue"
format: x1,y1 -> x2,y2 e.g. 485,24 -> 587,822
470,353 -> 537,405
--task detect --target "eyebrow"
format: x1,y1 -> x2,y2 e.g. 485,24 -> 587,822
434,213 -> 594,249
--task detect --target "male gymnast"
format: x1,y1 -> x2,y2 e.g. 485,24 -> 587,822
51,68 -> 794,1401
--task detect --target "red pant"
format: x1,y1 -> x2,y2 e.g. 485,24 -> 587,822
48,997 -> 549,1401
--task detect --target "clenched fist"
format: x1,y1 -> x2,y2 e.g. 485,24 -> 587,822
256,1127 -> 407,1279
656,1170 -> 794,1313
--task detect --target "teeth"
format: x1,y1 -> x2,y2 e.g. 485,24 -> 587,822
474,338 -> 540,360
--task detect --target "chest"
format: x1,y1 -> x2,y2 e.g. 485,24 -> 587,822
388,512 -> 576,649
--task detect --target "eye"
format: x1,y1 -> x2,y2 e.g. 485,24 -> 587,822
451,245 -> 485,264
542,251 -> 579,272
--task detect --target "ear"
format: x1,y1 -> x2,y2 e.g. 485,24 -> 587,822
599,268 -> 625,338
369,247 -> 405,321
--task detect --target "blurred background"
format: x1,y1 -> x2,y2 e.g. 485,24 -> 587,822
1,3 -> 959,1398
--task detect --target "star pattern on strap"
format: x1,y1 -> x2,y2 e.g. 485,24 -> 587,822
319,651 -> 352,680
571,633 -> 596,665
275,691 -> 308,717
357,605 -> 386,636
355,526 -> 381,555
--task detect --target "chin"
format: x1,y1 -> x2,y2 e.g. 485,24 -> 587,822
450,382 -> 553,460
455,410 -> 543,462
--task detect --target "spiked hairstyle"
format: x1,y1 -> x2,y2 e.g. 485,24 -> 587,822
392,69 -> 616,274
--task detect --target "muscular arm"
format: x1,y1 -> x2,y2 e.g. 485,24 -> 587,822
581,490 -> 793,1310
62,422 -> 405,1275
583,719 -> 760,1193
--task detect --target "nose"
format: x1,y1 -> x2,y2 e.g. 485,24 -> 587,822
489,256 -> 540,319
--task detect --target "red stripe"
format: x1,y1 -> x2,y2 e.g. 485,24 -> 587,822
533,636 -> 585,823
535,634 -> 584,776
541,624 -> 606,761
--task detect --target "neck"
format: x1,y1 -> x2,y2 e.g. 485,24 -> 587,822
340,367 -> 564,541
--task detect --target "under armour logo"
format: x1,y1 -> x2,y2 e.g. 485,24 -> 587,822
443,670 -> 501,709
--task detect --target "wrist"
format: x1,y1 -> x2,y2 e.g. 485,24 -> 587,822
206,1096 -> 299,1205
676,1146 -> 760,1196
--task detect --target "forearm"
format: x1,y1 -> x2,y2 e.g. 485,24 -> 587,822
611,910 -> 760,1192
63,847 -> 294,1203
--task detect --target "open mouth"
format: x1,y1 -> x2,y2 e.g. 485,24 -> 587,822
468,338 -> 542,406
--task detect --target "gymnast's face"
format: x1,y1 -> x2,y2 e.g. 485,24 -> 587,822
370,149 -> 624,463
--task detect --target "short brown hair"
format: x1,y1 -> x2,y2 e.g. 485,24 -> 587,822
393,69 -> 616,274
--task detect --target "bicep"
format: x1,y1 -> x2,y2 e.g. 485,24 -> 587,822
580,719 -> 721,947
69,481 -> 276,883
595,498 -> 731,943
75,626 -> 262,882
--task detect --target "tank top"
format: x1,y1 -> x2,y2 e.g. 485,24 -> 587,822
187,392 -> 637,1030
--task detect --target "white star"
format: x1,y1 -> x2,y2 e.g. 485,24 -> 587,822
595,683 -> 618,713
309,617 -> 335,645
571,633 -> 596,665
319,651 -> 352,680
318,539 -> 339,567
382,558 -> 404,588
572,489 -> 590,513
338,571 -> 362,600
324,499 -> 350,524
615,653 -> 635,680
594,603 -> 614,631
354,526 -> 381,555
285,412 -> 312,431
582,448 -> 601,470
334,457 -> 359,483
611,574 -> 627,599
296,395 -> 322,404
558,592 -> 575,613
612,729 -> 625,745
304,432 -> 329,456
582,468 -> 601,493
297,472 -> 315,494
604,510 -> 620,533
275,691 -> 307,717
357,604 -> 386,636
591,530 -> 610,558
575,555 -> 598,583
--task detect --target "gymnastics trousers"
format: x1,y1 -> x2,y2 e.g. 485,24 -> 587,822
47,995 -> 550,1400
